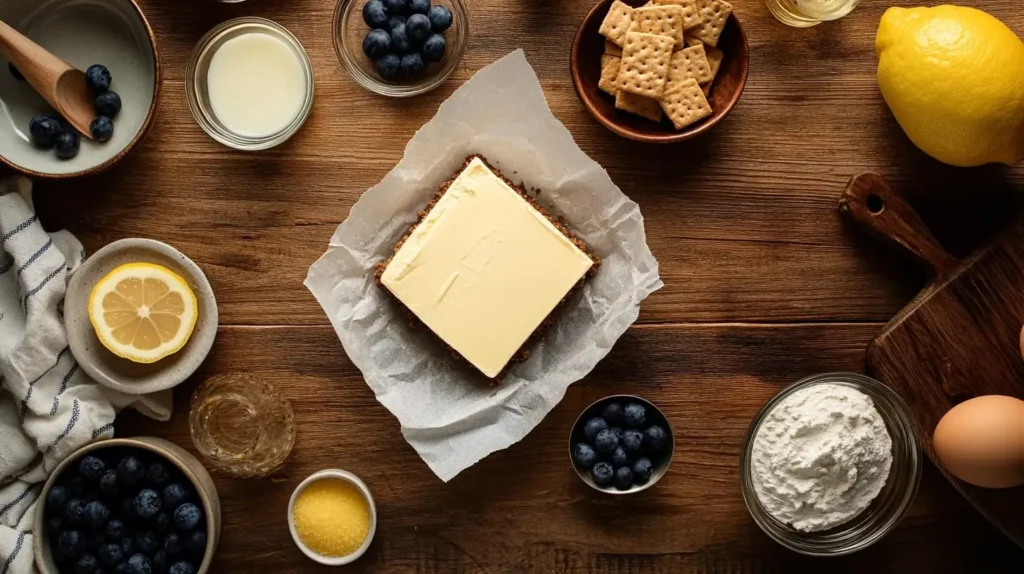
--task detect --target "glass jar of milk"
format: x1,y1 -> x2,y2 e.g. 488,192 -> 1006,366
186,18 -> 315,150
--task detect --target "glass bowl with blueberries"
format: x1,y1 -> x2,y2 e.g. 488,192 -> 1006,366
333,0 -> 468,97
569,395 -> 675,494
33,438 -> 220,574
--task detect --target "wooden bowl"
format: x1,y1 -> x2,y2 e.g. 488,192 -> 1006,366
570,0 -> 748,143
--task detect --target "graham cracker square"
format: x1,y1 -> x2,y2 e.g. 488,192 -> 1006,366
691,0 -> 732,47
705,45 -> 724,80
667,43 -> 713,86
599,1 -> 634,47
628,5 -> 686,49
660,78 -> 712,129
653,0 -> 701,30
599,56 -> 621,96
612,32 -> 675,98
616,91 -> 663,122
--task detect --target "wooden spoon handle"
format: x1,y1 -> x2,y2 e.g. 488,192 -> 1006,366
0,20 -> 71,87
840,172 -> 959,280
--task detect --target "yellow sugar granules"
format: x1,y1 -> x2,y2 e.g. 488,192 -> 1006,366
293,478 -> 371,557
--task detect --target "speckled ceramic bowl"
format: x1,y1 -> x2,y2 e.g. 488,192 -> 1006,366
64,239 -> 218,395
0,0 -> 159,178
33,437 -> 221,574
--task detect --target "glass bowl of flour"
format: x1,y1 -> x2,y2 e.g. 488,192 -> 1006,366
740,372 -> 922,556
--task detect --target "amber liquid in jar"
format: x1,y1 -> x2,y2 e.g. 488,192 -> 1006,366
189,373 -> 296,477
766,0 -> 859,27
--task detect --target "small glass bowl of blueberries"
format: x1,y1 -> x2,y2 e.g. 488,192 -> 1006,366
333,0 -> 468,97
569,395 -> 675,494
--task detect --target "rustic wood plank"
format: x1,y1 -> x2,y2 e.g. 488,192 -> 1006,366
116,324 -> 1024,572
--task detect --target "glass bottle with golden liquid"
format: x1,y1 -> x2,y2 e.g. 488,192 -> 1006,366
766,0 -> 859,28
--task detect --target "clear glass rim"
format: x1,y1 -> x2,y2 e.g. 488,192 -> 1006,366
185,17 -> 316,150
739,372 -> 922,556
332,0 -> 469,98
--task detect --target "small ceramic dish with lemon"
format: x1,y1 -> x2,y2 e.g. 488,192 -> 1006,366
64,238 -> 218,394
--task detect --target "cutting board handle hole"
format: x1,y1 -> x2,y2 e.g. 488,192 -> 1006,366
867,193 -> 884,214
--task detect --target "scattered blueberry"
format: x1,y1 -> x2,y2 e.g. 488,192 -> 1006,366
161,484 -> 189,510
623,403 -> 646,428
362,0 -> 389,28
84,500 -> 111,528
168,562 -> 195,574
118,457 -> 144,487
105,519 -> 126,541
406,13 -> 432,43
100,471 -> 119,498
427,5 -> 453,32
610,446 -> 631,468
363,28 -> 392,59
582,417 -> 608,442
400,52 -> 425,79
632,457 -> 654,483
602,403 -> 625,425
389,24 -> 412,55
409,0 -> 431,14
173,503 -> 202,532
99,543 -> 123,566
48,485 -> 70,513
609,426 -> 625,441
59,530 -> 87,559
9,62 -> 24,81
383,0 -> 409,13
572,443 -> 598,470
163,532 -> 183,555
593,428 -> 619,454
65,499 -> 87,526
94,91 -> 122,118
184,531 -> 206,557
47,516 -> 64,536
85,64 -> 112,93
54,130 -> 80,159
374,53 -> 401,80
388,15 -> 407,30
134,489 -> 162,518
591,461 -> 614,486
613,466 -> 634,490
154,512 -> 172,533
621,429 -> 644,454
79,456 -> 107,481
145,463 -> 170,488
422,34 -> 446,63
644,425 -> 669,452
136,530 -> 161,554
28,114 -> 62,148
75,553 -> 100,574
127,553 -> 152,574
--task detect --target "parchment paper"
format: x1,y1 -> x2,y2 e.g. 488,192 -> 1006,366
305,50 -> 662,482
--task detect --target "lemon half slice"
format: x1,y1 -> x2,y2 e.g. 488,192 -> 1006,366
88,263 -> 199,364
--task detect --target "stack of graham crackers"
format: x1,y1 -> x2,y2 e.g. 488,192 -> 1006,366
598,0 -> 732,129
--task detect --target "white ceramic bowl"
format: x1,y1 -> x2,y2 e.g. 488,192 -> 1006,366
0,0 -> 159,178
288,469 -> 377,566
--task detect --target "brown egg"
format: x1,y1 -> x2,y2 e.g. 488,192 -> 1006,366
933,395 -> 1024,489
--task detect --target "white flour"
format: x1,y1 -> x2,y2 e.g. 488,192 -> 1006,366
751,383 -> 893,532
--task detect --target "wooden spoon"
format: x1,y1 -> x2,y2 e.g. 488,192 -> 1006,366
0,20 -> 94,139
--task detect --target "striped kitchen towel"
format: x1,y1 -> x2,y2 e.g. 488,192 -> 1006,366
0,176 -> 172,574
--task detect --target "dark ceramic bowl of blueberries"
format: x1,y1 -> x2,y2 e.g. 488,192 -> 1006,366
33,437 -> 221,574
569,395 -> 674,494
333,0 -> 468,97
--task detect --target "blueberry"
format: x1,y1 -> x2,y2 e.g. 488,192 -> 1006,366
9,62 -> 24,81
572,443 -> 598,470
105,519 -> 126,541
406,13 -> 432,43
582,417 -> 608,442
84,500 -> 110,528
168,562 -> 195,574
623,403 -> 646,428
163,532 -> 183,555
47,516 -> 64,536
76,553 -> 100,574
184,531 -> 206,557
29,114 -> 62,148
388,15 -> 407,30
621,429 -> 644,454
116,563 -> 129,574
118,457 -> 144,487
173,503 -> 202,532
161,484 -> 189,510
80,456 -> 107,481
99,543 -> 123,566
94,91 -> 121,118
127,554 -> 152,574
613,466 -> 634,490
610,446 -> 631,467
421,34 -> 446,63
59,530 -> 87,559
399,53 -> 425,79
145,463 -> 170,488
644,425 -> 669,452
374,53 -> 401,80
119,498 -> 138,523
100,471 -> 119,498
409,0 -> 430,14
134,489 -> 162,518
632,457 -> 654,483
591,462 -> 614,486
383,0 -> 408,13
154,512 -> 172,533
136,530 -> 160,554
362,0 -> 389,28
120,537 -> 137,557
83,490 -> 100,502
594,428 -> 620,454
89,531 -> 107,549
151,550 -> 168,574
427,5 -> 453,32
389,24 -> 412,55
363,29 -> 392,59
602,403 -> 625,425
65,499 -> 87,526
85,64 -> 112,93
68,476 -> 86,498
48,485 -> 70,513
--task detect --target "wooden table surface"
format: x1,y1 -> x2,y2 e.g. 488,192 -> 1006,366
30,0 -> 1024,571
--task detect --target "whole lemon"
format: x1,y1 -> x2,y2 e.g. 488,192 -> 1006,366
876,6 -> 1024,167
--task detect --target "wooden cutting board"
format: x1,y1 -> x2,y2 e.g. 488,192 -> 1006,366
839,173 -> 1024,549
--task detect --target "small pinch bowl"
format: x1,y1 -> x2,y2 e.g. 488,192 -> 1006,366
570,0 -> 748,143
288,469 -> 378,565
64,238 -> 219,395
0,0 -> 160,177
34,437 -> 222,574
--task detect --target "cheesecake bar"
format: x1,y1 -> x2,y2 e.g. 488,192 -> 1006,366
377,156 -> 598,379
